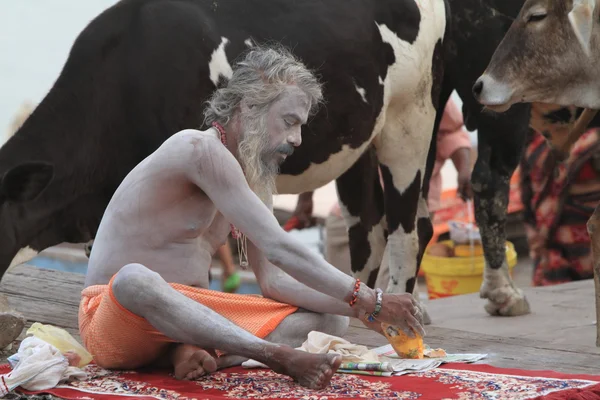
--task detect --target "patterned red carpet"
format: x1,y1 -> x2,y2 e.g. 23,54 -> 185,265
2,362 -> 600,400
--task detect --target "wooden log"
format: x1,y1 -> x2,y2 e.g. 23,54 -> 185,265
587,203 -> 600,347
0,265 -> 82,331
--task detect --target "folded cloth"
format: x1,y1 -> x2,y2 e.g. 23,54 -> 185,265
242,331 -> 380,369
1,337 -> 87,397
300,331 -> 380,362
79,275 -> 298,370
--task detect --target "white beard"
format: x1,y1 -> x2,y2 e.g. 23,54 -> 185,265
237,112 -> 279,205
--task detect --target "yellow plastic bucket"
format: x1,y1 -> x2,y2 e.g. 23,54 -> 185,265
421,240 -> 518,299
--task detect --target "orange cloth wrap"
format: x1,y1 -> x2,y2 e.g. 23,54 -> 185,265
78,276 -> 298,369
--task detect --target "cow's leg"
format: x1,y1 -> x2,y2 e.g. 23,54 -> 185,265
375,195 -> 433,324
586,204 -> 600,347
335,148 -> 387,288
373,104 -> 434,318
409,78 -> 454,326
375,194 -> 433,324
373,246 -> 427,324
472,110 -> 530,316
415,195 -> 433,324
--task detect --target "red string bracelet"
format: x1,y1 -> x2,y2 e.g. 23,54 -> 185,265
349,278 -> 361,307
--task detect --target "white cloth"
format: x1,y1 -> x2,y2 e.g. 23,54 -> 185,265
1,337 -> 87,397
242,331 -> 380,369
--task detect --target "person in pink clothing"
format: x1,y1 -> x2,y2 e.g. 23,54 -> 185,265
428,98 -> 473,215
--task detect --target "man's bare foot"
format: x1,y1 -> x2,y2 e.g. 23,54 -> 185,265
267,345 -> 342,390
64,350 -> 82,367
171,344 -> 217,380
216,354 -> 248,370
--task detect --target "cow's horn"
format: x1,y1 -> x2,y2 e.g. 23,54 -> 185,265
568,0 -> 597,57
557,108 -> 598,160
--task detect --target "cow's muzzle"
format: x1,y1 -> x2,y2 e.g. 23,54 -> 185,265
473,74 -> 513,112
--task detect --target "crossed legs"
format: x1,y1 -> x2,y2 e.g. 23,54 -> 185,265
110,263 -> 346,389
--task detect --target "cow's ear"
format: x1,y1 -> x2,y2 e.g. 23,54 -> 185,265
1,162 -> 54,203
568,0 -> 596,57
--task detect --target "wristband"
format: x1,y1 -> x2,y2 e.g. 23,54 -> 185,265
367,288 -> 383,322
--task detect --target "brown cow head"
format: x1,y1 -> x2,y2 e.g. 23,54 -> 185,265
473,0 -> 600,112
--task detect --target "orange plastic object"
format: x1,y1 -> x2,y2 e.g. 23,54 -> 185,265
381,323 -> 424,359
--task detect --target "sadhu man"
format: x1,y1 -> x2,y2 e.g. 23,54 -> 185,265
79,45 -> 425,390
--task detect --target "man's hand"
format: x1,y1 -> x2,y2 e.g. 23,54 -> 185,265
457,167 -> 473,201
284,191 -> 316,231
451,147 -> 473,201
361,316 -> 385,335
360,292 -> 425,338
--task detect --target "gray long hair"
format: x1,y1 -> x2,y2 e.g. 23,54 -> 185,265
203,44 -> 324,203
203,44 -> 324,127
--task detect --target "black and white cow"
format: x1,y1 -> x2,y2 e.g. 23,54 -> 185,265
0,0 -> 448,311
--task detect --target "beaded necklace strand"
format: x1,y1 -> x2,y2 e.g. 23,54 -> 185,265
211,121 -> 249,270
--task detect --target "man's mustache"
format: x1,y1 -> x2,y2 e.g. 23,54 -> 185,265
275,143 -> 294,156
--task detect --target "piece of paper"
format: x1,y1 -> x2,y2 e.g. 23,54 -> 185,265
372,344 -> 487,376
243,334 -> 487,378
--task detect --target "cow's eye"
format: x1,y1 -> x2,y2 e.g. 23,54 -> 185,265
527,12 -> 547,23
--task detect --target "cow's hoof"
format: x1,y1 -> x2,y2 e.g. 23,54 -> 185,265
423,307 -> 432,325
414,299 -> 432,325
421,303 -> 432,325
479,263 -> 531,317
0,311 -> 26,349
480,285 -> 531,316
